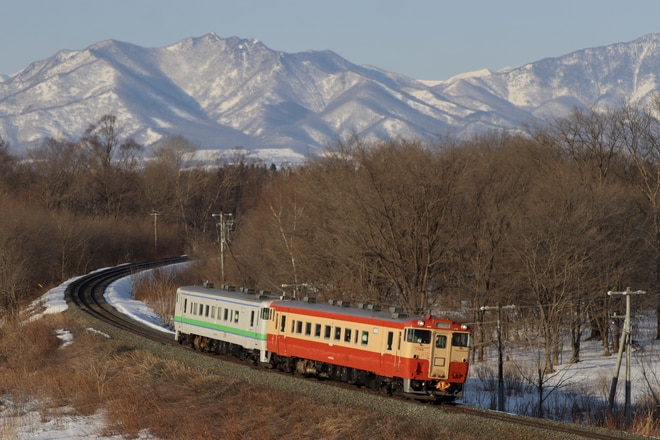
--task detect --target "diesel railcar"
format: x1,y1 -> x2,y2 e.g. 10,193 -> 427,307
174,285 -> 276,364
267,298 -> 471,401
174,285 -> 471,402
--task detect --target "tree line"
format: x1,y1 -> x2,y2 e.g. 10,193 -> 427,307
1,101 -> 660,374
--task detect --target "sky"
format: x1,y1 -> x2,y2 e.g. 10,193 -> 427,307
3,1 -> 660,79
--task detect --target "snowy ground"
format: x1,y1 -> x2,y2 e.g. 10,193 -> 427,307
5,263 -> 659,438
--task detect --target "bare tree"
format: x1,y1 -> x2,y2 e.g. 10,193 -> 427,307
77,115 -> 143,218
455,133 -> 535,361
613,99 -> 660,340
296,138 -> 467,313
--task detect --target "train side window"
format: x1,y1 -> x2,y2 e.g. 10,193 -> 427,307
344,328 -> 352,343
183,298 -> 187,313
386,331 -> 393,350
436,334 -> 447,348
205,305 -> 210,317
324,325 -> 331,339
211,306 -> 216,319
291,320 -> 295,333
334,327 -> 342,341
281,315 -> 287,332
250,310 -> 255,327
305,322 -> 311,336
361,331 -> 369,346
354,329 -> 359,344
296,321 -> 303,334
224,308 -> 229,321
235,311 -> 239,323
314,324 -> 321,338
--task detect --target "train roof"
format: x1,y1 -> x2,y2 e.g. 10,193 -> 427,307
271,297 -> 463,329
176,285 -> 278,306
177,285 -> 468,330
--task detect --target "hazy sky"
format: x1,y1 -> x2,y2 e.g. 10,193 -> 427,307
2,0 -> 660,80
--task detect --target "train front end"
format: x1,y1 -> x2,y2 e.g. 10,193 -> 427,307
399,315 -> 471,401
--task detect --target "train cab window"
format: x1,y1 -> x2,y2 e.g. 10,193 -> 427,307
435,334 -> 447,349
334,327 -> 342,341
324,325 -> 331,339
386,331 -> 394,350
406,329 -> 431,344
261,308 -> 270,320
361,331 -> 369,345
305,322 -> 312,336
314,324 -> 321,338
281,315 -> 287,332
344,328 -> 352,343
452,332 -> 471,348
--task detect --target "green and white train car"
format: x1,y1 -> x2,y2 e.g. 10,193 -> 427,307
173,285 -> 276,364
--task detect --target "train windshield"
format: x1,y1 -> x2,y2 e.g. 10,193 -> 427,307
452,332 -> 471,348
406,328 -> 431,344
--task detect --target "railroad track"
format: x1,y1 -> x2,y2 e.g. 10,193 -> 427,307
64,257 -> 643,440
64,255 -> 188,345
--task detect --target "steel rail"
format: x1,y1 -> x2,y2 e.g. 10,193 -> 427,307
64,256 -> 641,440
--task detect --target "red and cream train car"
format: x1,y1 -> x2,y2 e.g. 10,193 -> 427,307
266,298 -> 471,401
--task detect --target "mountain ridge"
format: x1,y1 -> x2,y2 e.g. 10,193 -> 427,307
2,32 -> 660,162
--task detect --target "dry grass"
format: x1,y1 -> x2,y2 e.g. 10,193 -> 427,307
0,314 -> 460,439
2,314 -> 657,438
132,266 -> 199,326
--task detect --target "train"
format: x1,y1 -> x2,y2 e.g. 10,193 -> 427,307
173,284 -> 471,402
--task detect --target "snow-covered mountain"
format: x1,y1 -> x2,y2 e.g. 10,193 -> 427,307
2,32 -> 660,162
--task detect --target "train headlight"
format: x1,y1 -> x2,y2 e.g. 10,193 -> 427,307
417,320 -> 425,327
461,324 -> 468,330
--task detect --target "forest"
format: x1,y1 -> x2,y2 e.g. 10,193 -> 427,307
1,101 -> 660,378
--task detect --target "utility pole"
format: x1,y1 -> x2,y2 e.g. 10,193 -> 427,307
480,304 -> 516,412
151,212 -> 161,256
607,288 -> 645,427
212,212 -> 233,284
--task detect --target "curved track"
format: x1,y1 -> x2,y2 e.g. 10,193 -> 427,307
65,257 -> 641,440
65,256 -> 188,345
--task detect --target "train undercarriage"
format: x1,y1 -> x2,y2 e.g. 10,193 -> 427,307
177,332 -> 461,403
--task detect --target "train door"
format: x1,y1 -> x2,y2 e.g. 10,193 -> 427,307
388,330 -> 402,372
429,332 -> 449,378
381,330 -> 403,374
278,313 -> 288,355
246,307 -> 257,348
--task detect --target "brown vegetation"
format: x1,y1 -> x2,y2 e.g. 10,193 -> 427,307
2,100 -> 660,434
0,315 -> 464,439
